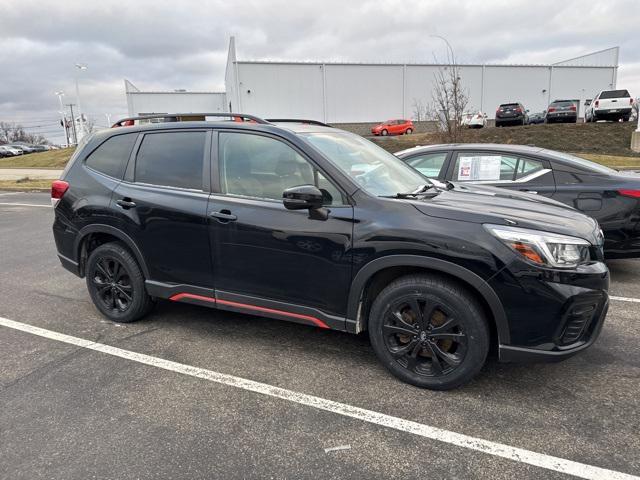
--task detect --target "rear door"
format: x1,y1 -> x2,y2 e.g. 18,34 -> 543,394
111,129 -> 213,289
446,150 -> 556,197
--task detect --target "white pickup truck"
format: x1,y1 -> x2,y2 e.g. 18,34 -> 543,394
585,89 -> 634,122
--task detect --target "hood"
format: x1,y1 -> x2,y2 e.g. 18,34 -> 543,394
410,183 -> 602,244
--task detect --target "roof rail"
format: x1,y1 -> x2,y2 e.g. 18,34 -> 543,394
111,112 -> 269,128
265,118 -> 333,128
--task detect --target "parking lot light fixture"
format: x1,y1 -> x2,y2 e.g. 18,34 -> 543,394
74,63 -> 88,138
55,91 -> 67,146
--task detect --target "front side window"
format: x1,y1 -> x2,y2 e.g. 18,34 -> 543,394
406,152 -> 448,178
219,132 -> 344,205
85,133 -> 138,179
453,153 -> 519,182
135,131 -> 205,190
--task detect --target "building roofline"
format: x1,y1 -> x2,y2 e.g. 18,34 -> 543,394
126,91 -> 226,95
234,60 -> 615,69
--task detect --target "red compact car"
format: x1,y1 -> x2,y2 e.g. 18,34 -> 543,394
371,119 -> 414,136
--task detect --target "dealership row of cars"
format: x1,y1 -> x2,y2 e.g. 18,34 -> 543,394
370,89 -> 635,134
0,143 -> 54,157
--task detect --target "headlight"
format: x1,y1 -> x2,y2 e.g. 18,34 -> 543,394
485,224 -> 591,269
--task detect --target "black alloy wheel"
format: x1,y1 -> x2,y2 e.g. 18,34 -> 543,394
92,256 -> 133,314
369,275 -> 489,390
382,297 -> 467,377
86,242 -> 154,323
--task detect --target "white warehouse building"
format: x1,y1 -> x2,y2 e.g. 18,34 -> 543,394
125,37 -> 620,122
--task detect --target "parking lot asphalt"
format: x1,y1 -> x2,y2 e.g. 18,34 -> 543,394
1,192 -> 639,480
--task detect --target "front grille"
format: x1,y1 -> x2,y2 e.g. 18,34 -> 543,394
557,294 -> 605,346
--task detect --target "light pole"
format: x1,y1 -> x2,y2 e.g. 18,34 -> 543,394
105,113 -> 112,127
74,63 -> 88,139
55,91 -> 68,146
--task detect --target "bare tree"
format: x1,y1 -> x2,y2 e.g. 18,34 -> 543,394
429,37 -> 469,142
411,98 -> 427,121
0,121 -> 50,145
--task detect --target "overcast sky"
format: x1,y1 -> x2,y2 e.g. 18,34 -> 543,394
2,0 -> 639,143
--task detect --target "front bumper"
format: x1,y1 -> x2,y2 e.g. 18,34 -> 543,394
499,293 -> 608,362
490,259 -> 609,362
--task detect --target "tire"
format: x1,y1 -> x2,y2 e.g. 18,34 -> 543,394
622,115 -> 630,122
405,128 -> 413,135
381,129 -> 388,136
86,242 -> 154,323
368,274 -> 490,390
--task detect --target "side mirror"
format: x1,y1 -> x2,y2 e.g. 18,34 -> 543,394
283,185 -> 324,211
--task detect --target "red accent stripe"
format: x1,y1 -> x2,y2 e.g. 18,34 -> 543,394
216,298 -> 329,329
169,293 -> 216,303
169,293 -> 330,329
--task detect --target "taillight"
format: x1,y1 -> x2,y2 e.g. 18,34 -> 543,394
631,98 -> 634,105
51,180 -> 69,207
548,107 -> 556,113
570,105 -> 576,111
595,100 -> 599,108
619,189 -> 640,198
476,114 -> 482,119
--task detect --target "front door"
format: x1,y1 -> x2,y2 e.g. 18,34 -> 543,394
207,130 -> 354,330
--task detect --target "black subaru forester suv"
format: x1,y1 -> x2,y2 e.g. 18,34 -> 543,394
52,114 -> 610,390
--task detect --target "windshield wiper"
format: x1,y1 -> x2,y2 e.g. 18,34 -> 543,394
382,184 -> 439,199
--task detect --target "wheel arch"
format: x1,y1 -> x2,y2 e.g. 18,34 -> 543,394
347,255 -> 510,345
74,224 -> 150,279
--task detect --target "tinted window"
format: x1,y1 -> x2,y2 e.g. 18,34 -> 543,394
85,133 -> 137,179
135,131 -> 205,190
600,90 -> 630,99
453,153 -> 519,181
219,132 -> 344,205
550,101 -> 575,107
406,152 -> 448,178
500,103 -> 519,108
541,150 -> 616,174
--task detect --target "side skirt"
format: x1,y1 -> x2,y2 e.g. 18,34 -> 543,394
145,281 -> 346,331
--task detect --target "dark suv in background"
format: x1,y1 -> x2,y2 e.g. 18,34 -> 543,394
495,102 -> 529,126
52,113 -> 609,390
545,100 -> 578,123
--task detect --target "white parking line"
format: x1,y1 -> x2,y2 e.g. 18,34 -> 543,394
0,316 -> 637,480
611,296 -> 640,304
0,192 -> 23,196
0,202 -> 51,208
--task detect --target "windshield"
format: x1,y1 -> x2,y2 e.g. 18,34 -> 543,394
302,131 -> 429,197
542,150 -> 617,174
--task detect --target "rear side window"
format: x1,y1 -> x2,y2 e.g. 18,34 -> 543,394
85,133 -> 137,179
135,131 -> 205,190
600,90 -> 630,99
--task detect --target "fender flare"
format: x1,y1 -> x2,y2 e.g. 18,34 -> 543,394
347,255 -> 510,344
74,224 -> 150,279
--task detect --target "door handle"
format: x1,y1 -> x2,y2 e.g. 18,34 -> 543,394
209,210 -> 237,222
116,198 -> 137,209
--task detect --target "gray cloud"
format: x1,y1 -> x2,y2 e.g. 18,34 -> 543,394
2,0 -> 638,143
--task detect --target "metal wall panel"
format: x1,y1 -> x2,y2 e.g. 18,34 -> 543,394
236,63 -> 325,120
324,64 -> 404,122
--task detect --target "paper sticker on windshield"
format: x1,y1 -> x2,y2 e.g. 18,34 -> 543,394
458,156 -> 502,181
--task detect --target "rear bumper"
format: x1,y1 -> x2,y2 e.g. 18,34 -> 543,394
595,108 -> 632,118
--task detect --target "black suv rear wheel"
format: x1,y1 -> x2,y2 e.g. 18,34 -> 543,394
368,274 -> 489,390
86,242 -> 154,323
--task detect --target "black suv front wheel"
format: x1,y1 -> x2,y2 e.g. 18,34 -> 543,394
369,274 -> 489,390
86,242 -> 154,323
